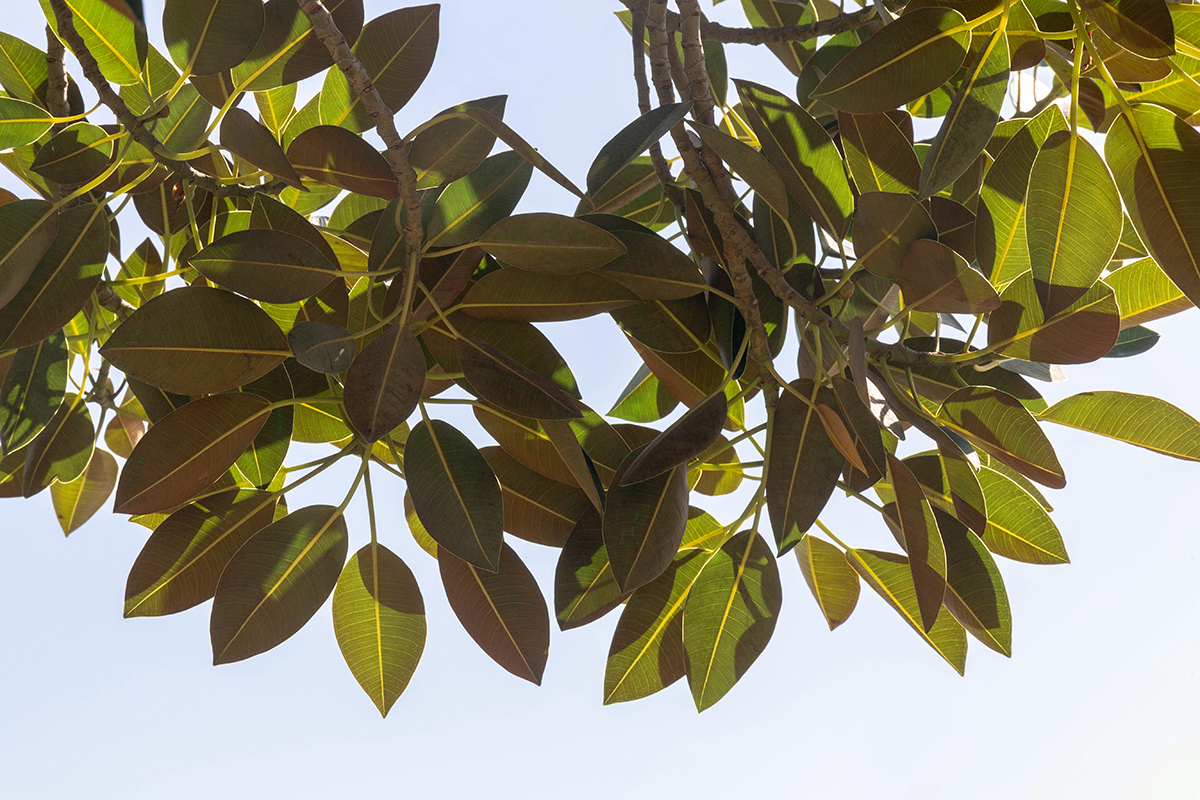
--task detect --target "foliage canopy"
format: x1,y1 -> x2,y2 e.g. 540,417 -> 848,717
3,0 -> 1200,715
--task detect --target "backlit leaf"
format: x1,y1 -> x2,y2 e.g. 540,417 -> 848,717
478,213 -> 625,273
795,535 -> 859,630
163,0 -> 264,76
555,507 -> 624,630
343,324 -> 424,441
586,102 -> 692,196
603,449 -> 689,593
50,448 -> 116,535
1040,390 -> 1200,460
0,331 -> 67,454
288,124 -> 397,199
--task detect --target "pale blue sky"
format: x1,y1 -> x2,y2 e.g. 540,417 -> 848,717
1,2 -> 1198,798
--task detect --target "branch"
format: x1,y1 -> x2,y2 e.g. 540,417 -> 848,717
45,25 -> 69,125
630,0 -> 682,209
46,0 -> 289,199
297,0 -> 423,273
620,0 -> 901,44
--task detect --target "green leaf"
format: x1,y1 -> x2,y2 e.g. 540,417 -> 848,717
255,83 -> 296,135
583,215 -> 706,301
846,548 -> 967,674
896,239 -> 1001,314
1081,0 -> 1174,58
604,548 -> 712,704
1106,257 -> 1193,328
976,465 -> 1068,564
620,389 -> 726,485
124,489 -> 279,616
936,509 -> 1012,656
1106,103 -> 1200,309
920,29 -> 1009,198
342,324 -> 424,441
0,31 -> 84,111
425,151 -> 534,249
407,418 -> 503,571
456,336 -> 581,421
766,380 -> 844,554
42,0 -> 147,86
50,448 -> 117,535
936,386 -> 1065,489
795,535 -> 860,631
191,229 -> 337,304
0,331 -> 67,454
736,79 -> 853,238
852,191 -> 937,279
1026,131 -> 1122,317
688,121 -> 789,216
287,321 -> 355,374
114,393 -> 270,514
887,454 -> 947,631
100,286 -> 292,395
439,543 -> 549,684
232,0 -> 363,92
603,449 -> 689,593
740,0 -> 812,76
609,364 -> 679,423
287,124 -> 397,199
0,203 -> 107,350
30,122 -> 115,185
22,398 -> 92,497
211,504 -> 348,664
586,102 -> 692,197
1104,324 -> 1159,358
812,8 -> 970,114
462,269 -> 638,322
986,271 -> 1120,365
1040,390 -> 1200,460
478,213 -> 625,273
838,112 -> 921,195
482,447 -> 590,547
410,95 -> 507,189
555,507 -> 624,630
319,5 -> 439,132
0,199 -> 59,311
219,108 -> 304,189
236,365 -> 293,489
683,530 -> 781,711
333,544 -> 426,717
163,0 -> 263,75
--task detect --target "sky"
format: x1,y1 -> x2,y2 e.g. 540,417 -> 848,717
1,2 -> 1198,798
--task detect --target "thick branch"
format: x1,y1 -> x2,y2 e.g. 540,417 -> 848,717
298,0 -> 423,268
45,25 -> 69,125
621,0 -> 900,44
630,1 -> 682,209
46,0 -> 287,199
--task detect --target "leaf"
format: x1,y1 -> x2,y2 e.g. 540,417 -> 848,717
219,107 -> 304,189
1040,390 -> 1200,460
0,199 -> 59,311
425,151 -> 533,249
0,97 -> 53,150
936,386 -> 1065,489
288,321 -> 355,375
920,29 -> 1009,198
1081,0 -> 1174,58
42,0 -> 147,86
456,336 -> 581,421
688,121 -> 789,215
612,295 -> 711,355
846,548 -> 967,674
603,448 -> 689,593
191,229 -> 337,304
406,418 -> 503,570
333,544 -> 426,717
236,364 -> 292,489
22,398 -> 92,497
343,324 -> 424,441
683,530 -> 781,711
609,363 -> 679,423
766,380 -> 844,554
0,331 -> 67,454
936,509 -> 1012,656
163,0 -> 263,75
986,271 -> 1120,364
50,449 -> 116,534
478,213 -> 625,273
124,489 -> 278,616
114,393 -> 270,514
255,83 -> 296,135
1106,103 -> 1200,308
232,0 -> 363,91
0,31 -> 84,111
887,454 -> 948,631
851,191 -> 937,280
1106,257 -> 1193,328
586,102 -> 692,196
462,269 -> 638,322
838,112 -> 921,195
30,122 -> 115,185
736,80 -> 853,238
583,216 -> 705,301
0,203 -> 107,349
211,504 -> 348,664
812,8 -> 970,114
482,447 -> 590,547
620,389 -> 726,484
1104,324 -> 1160,358
439,543 -> 549,684
896,238 -> 1001,314
740,0 -> 812,76
319,5 -> 439,132
604,549 -> 712,704
287,124 -> 397,199
975,465 -> 1068,564
795,535 -> 860,631
1026,131 -> 1122,317
554,507 -> 624,630
100,286 -> 292,395
410,95 -> 507,189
